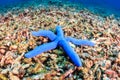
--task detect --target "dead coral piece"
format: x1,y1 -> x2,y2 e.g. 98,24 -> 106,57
0,51 -> 14,66
0,74 -> 8,80
0,49 -> 6,54
9,72 -> 20,80
9,45 -> 18,51
105,69 -> 118,78
60,68 -> 76,79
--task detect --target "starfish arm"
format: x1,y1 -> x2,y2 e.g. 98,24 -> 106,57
31,30 -> 56,41
56,25 -> 64,37
65,37 -> 95,46
24,41 -> 58,58
59,39 -> 82,67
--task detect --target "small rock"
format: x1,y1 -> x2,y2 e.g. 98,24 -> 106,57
105,60 -> 111,69
100,60 -> 112,70
43,38 -> 48,43
81,53 -> 91,58
9,45 -> 18,50
9,72 -> 20,80
103,74 -> 110,80
105,69 -> 118,78
69,42 -> 76,48
118,70 -> 120,74
117,53 -> 120,59
0,49 -> 6,54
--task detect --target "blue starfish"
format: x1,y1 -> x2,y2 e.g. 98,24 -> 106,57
25,25 -> 95,67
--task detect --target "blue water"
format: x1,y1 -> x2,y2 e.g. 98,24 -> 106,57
0,0 -> 23,5
0,0 -> 44,14
69,0 -> 120,10
69,0 -> 120,18
0,0 -> 120,18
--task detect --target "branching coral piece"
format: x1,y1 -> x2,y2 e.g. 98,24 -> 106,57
25,26 -> 95,67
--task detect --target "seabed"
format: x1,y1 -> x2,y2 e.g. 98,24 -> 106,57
0,0 -> 120,80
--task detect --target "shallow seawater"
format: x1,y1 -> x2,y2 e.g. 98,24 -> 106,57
0,0 -> 120,18
69,0 -> 120,18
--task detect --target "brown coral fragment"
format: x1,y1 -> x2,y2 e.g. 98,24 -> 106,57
60,68 -> 76,79
105,69 -> 118,78
0,74 -> 8,80
9,72 -> 20,80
